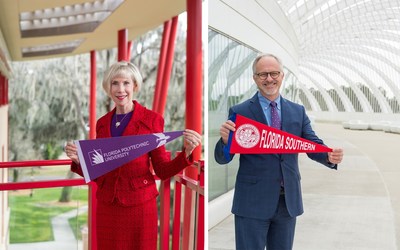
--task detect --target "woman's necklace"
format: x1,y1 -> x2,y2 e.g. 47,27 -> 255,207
115,104 -> 134,128
115,113 -> 129,128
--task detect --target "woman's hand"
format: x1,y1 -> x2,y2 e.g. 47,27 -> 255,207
183,129 -> 202,157
64,141 -> 80,164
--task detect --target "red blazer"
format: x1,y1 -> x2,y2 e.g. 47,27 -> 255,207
72,101 -> 193,206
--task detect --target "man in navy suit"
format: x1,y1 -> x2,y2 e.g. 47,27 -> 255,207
214,53 -> 344,250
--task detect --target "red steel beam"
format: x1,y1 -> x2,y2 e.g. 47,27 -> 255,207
185,0 -> 203,144
174,174 -> 203,195
0,179 -> 85,191
127,41 -> 133,61
196,160 -> 205,250
0,74 -> 4,105
159,179 -> 171,250
151,20 -> 183,247
172,180 -> 183,250
156,16 -> 179,115
152,20 -> 172,112
0,158 -> 203,249
183,0 -> 203,248
118,29 -> 128,61
5,76 -> 8,104
159,152 -> 172,250
172,163 -> 204,250
0,159 -> 72,168
89,50 -> 98,250
89,51 -> 96,139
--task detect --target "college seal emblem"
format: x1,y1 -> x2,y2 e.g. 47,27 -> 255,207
235,123 -> 260,148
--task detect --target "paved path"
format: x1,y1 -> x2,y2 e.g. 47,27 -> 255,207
209,122 -> 400,250
9,206 -> 88,250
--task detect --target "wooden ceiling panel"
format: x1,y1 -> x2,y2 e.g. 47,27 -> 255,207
0,0 -> 186,61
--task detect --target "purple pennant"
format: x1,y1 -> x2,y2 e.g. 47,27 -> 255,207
75,131 -> 183,183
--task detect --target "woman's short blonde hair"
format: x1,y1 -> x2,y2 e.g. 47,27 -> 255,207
102,61 -> 143,97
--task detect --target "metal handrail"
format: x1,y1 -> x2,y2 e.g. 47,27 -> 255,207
0,159 -> 72,168
0,158 -> 205,249
0,159 -> 85,191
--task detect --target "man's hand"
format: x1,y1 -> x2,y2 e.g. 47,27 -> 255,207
220,120 -> 236,144
328,148 -> 343,164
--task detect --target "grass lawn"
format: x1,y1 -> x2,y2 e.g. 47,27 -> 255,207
68,212 -> 88,240
9,186 -> 88,243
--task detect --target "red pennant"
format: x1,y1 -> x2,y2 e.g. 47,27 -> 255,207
229,114 -> 332,154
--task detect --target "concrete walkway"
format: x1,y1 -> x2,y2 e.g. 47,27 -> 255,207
209,122 -> 400,250
9,206 -> 88,250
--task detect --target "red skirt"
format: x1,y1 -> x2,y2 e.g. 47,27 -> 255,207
96,198 -> 158,250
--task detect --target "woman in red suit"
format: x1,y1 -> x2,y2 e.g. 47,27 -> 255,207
64,61 -> 202,250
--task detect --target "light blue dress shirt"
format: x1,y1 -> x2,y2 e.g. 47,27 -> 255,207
257,92 -> 281,126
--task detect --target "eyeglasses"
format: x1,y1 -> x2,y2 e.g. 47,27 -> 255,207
254,71 -> 281,80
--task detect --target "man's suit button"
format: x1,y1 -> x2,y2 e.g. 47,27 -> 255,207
143,179 -> 148,184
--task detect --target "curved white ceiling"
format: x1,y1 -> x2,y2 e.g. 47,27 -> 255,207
277,0 -> 400,113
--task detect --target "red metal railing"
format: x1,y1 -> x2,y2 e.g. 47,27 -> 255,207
172,160 -> 204,250
0,160 -> 85,190
0,159 -> 204,250
159,160 -> 204,250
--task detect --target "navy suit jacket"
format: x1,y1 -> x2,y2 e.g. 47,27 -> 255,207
214,93 -> 337,220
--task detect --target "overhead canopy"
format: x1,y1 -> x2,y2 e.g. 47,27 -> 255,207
0,0 -> 185,62
209,0 -> 400,114
276,0 -> 400,113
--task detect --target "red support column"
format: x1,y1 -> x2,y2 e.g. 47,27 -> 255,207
89,50 -> 98,250
152,20 -> 172,112
183,0 -> 203,249
172,179 -> 183,250
0,74 -> 4,105
185,0 -> 202,158
127,41 -> 133,61
1,74 -> 6,105
151,18 -> 177,249
118,29 -> 128,61
196,161 -> 205,250
89,51 -> 97,140
4,77 -> 7,104
156,16 -> 179,115
159,179 -> 171,250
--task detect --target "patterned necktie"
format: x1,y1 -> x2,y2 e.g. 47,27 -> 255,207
270,101 -> 281,129
271,101 -> 284,187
